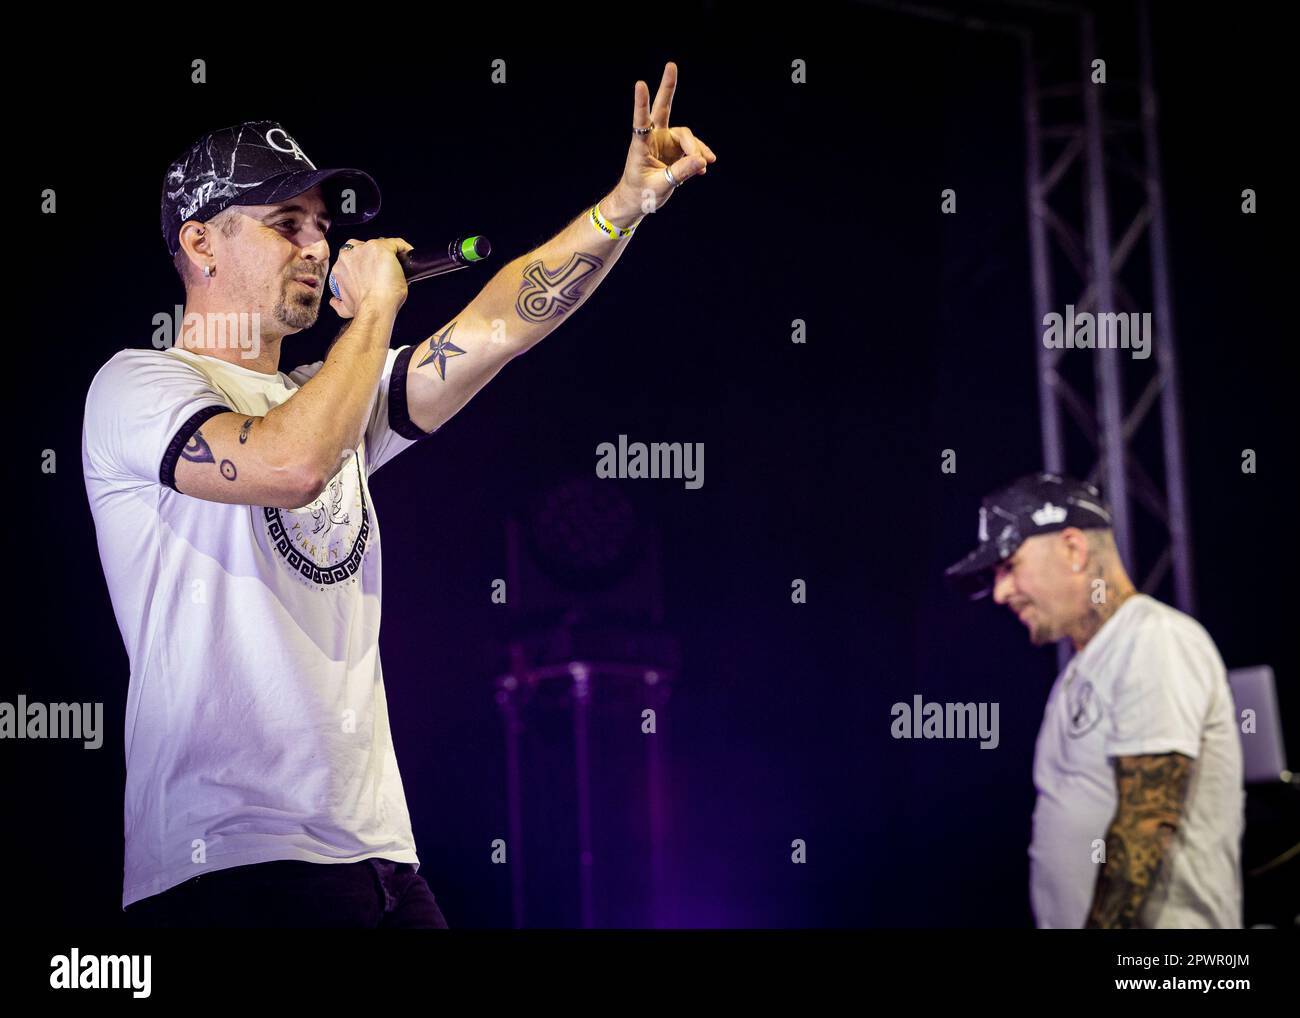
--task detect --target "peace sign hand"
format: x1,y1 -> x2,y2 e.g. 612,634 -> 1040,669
619,62 -> 717,215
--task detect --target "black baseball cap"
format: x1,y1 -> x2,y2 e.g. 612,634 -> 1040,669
160,120 -> 381,256
944,472 -> 1114,600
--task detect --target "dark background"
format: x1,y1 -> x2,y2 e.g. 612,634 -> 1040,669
13,2 -> 1295,927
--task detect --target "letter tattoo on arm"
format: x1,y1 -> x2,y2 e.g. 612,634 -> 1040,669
182,427 -> 238,481
514,252 -> 605,323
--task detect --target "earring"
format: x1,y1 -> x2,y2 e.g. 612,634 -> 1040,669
203,264 -> 214,278
1072,563 -> 1081,573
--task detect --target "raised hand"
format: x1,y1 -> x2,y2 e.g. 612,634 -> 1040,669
618,61 -> 717,215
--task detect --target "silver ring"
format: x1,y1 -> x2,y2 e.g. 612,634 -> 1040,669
340,243 -> 355,251
663,167 -> 680,188
632,125 -> 651,136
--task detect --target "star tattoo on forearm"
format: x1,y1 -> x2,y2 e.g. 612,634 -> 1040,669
416,320 -> 467,380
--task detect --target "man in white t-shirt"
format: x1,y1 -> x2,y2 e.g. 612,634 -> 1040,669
945,473 -> 1244,928
83,84 -> 716,928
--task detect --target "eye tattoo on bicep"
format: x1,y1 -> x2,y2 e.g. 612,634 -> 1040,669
514,252 -> 605,323
239,418 -> 254,444
182,429 -> 216,464
182,427 -> 237,480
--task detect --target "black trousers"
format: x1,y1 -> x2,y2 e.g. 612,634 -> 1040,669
123,858 -> 449,929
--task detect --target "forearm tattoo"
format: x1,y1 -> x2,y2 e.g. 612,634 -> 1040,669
182,427 -> 238,481
415,320 -> 467,380
1085,753 -> 1193,928
514,252 -> 605,323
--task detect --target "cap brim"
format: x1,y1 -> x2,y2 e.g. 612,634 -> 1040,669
226,167 -> 381,224
943,542 -> 1005,600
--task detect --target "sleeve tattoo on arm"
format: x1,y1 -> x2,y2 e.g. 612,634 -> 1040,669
1085,752 -> 1194,928
182,427 -> 238,481
515,252 -> 605,323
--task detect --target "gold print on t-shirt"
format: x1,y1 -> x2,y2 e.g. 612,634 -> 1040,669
262,457 -> 369,588
309,477 -> 352,536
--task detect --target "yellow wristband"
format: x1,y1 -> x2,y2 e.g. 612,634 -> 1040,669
590,201 -> 639,240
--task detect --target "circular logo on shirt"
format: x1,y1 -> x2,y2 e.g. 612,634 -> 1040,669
1065,678 -> 1104,738
262,458 -> 370,587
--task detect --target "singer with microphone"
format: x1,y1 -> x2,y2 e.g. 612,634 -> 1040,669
81,62 -> 715,928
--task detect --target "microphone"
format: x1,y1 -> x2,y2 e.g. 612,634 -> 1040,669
328,235 -> 491,300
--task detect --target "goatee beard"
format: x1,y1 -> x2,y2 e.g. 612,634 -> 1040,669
275,286 -> 319,331
1028,618 -> 1063,646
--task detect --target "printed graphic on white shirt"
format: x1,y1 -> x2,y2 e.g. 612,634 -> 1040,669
262,457 -> 371,588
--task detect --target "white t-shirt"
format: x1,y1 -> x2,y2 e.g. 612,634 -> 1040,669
1028,593 -> 1244,928
81,343 -> 436,908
